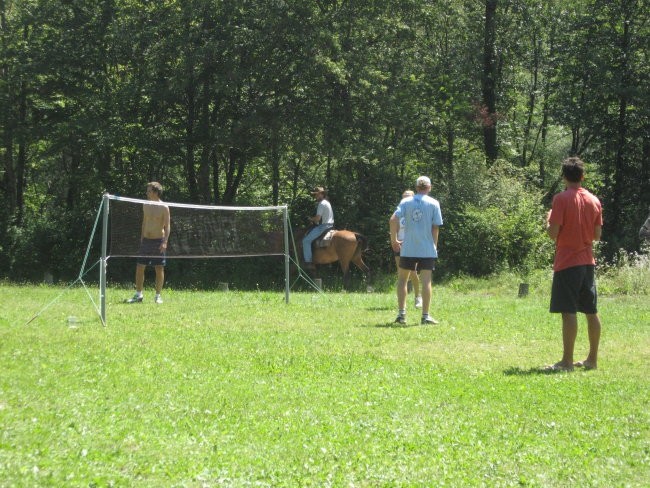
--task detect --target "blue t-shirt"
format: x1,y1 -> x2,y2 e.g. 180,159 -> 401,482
394,194 -> 443,258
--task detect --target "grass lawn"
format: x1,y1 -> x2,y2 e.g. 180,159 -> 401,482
1,279 -> 649,487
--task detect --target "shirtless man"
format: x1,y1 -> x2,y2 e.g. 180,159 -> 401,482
126,182 -> 171,304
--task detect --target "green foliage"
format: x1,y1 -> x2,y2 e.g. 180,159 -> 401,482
4,207 -> 93,282
442,162 -> 553,277
1,0 -> 648,281
444,205 -> 510,275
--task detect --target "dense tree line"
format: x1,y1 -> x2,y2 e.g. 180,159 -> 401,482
1,0 -> 648,285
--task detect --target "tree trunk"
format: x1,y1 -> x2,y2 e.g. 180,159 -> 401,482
223,146 -> 246,204
270,132 -> 280,206
2,129 -> 15,216
522,33 -> 539,167
482,0 -> 498,165
1,0 -> 16,216
197,77 -> 211,204
16,62 -> 28,223
445,120 -> 455,195
604,14 -> 632,252
184,72 -> 198,201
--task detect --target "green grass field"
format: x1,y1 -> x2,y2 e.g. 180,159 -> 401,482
1,277 -> 649,487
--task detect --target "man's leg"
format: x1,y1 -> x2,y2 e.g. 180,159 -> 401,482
302,227 -> 321,263
579,313 -> 601,369
419,270 -> 432,315
135,264 -> 146,293
560,312 -> 578,367
154,265 -> 165,294
396,268 -> 410,312
412,269 -> 421,307
411,271 -> 421,297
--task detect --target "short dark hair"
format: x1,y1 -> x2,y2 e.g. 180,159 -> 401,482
562,157 -> 585,183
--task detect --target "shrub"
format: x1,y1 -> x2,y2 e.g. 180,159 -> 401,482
598,244 -> 650,295
440,161 -> 553,277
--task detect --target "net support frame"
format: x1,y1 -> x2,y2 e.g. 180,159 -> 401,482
283,205 -> 290,304
98,193 -> 290,326
99,192 -> 110,325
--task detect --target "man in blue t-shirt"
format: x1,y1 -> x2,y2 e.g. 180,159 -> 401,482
390,176 -> 443,325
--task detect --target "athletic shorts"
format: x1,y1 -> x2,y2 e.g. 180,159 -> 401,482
399,257 -> 435,271
550,265 -> 597,314
136,238 -> 166,267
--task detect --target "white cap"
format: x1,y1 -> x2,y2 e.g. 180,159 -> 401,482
416,176 -> 431,188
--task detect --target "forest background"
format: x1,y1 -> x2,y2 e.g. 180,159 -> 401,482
1,0 -> 648,288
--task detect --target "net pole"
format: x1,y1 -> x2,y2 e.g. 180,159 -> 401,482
283,205 -> 290,303
99,193 -> 110,326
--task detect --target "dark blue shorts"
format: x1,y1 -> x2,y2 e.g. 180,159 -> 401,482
136,238 -> 166,267
399,257 -> 436,271
550,265 -> 597,314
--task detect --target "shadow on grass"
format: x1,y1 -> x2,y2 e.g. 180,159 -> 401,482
373,321 -> 430,329
503,366 -> 579,376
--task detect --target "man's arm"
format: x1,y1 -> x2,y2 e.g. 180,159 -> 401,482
140,207 -> 146,241
308,202 -> 322,224
546,210 -> 560,241
547,223 -> 560,241
432,225 -> 439,249
389,214 -> 400,252
594,224 -> 602,242
161,206 -> 171,251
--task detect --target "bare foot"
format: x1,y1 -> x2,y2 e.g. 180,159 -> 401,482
573,360 -> 597,370
543,362 -> 574,372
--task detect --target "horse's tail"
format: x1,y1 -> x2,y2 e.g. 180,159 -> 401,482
354,233 -> 369,253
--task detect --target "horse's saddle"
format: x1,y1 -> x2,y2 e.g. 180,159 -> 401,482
314,229 -> 336,248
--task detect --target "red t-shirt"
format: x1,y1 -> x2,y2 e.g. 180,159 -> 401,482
549,187 -> 603,272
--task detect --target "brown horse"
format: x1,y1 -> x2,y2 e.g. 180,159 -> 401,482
293,228 -> 370,288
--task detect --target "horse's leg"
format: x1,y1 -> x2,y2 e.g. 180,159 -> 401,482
351,253 -> 369,274
341,262 -> 351,289
327,232 -> 363,289
336,245 -> 353,290
350,246 -> 371,286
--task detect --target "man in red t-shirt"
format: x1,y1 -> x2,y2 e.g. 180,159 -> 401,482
545,157 -> 603,371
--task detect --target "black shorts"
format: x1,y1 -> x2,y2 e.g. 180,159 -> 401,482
399,257 -> 435,271
136,238 -> 166,267
550,265 -> 597,314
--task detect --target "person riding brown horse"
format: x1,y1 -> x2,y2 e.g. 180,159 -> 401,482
294,227 -> 370,289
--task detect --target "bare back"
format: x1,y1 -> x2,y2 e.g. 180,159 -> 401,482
142,203 -> 170,240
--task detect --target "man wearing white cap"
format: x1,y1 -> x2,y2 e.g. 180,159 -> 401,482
390,176 -> 443,324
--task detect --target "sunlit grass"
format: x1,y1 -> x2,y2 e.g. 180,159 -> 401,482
1,280 -> 648,486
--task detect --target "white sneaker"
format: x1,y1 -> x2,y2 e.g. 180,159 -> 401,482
154,295 -> 163,304
421,315 -> 439,325
414,296 -> 422,308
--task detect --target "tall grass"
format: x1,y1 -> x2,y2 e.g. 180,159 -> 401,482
0,273 -> 648,487
597,244 -> 650,295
